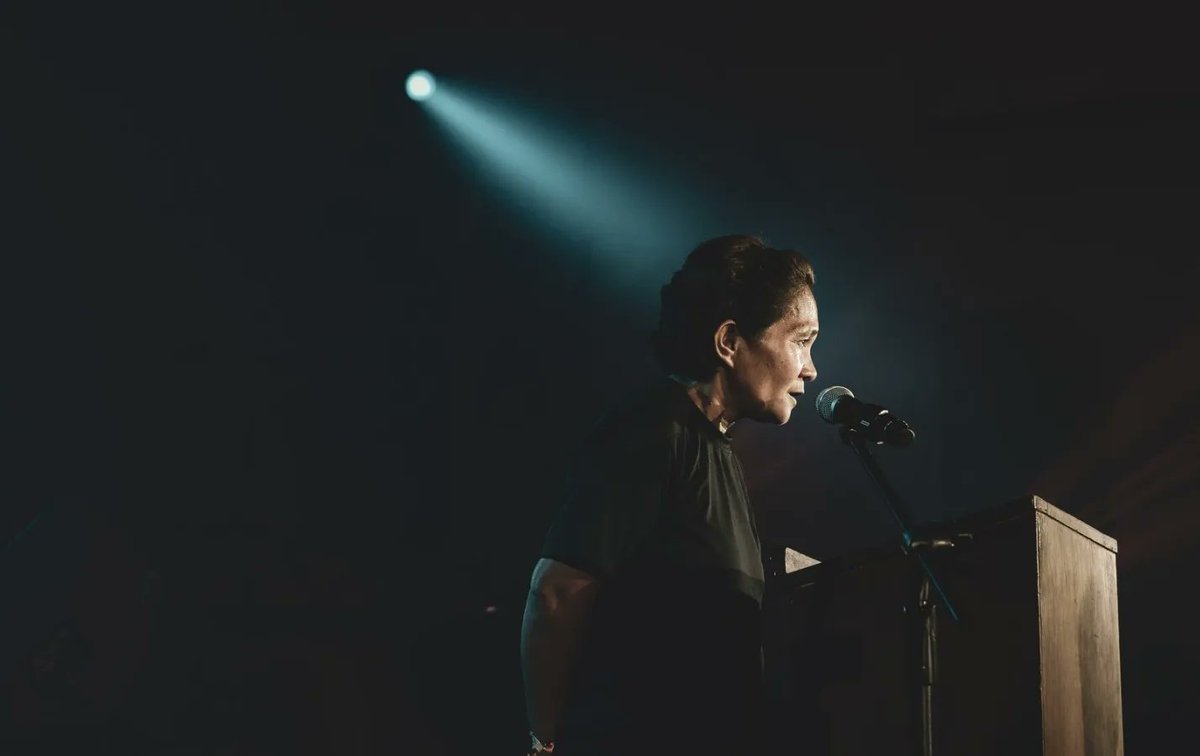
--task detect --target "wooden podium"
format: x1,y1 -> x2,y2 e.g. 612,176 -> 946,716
763,495 -> 1124,755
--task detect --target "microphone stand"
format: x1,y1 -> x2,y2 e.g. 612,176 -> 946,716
839,427 -> 966,756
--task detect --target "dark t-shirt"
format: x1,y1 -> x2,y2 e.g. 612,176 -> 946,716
540,378 -> 766,754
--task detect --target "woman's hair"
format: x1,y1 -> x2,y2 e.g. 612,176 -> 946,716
650,234 -> 815,381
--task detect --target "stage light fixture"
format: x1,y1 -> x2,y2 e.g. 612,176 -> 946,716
406,70 -> 436,101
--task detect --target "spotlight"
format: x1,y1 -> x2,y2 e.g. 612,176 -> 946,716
406,70 -> 436,101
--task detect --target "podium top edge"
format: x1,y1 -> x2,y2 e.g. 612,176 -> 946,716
1027,494 -> 1118,553
905,494 -> 1118,554
773,494 -> 1118,588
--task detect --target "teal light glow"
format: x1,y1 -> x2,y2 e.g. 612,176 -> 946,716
406,70 -> 436,101
420,81 -> 722,291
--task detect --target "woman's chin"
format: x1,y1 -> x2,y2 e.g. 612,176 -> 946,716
767,403 -> 794,425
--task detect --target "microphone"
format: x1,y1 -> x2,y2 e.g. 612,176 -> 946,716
815,386 -> 916,446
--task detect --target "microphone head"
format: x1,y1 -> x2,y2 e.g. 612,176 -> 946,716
815,385 -> 853,423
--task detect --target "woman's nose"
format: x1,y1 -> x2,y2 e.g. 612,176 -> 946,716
801,358 -> 817,382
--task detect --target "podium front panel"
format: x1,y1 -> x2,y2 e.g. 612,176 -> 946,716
765,496 -> 1123,756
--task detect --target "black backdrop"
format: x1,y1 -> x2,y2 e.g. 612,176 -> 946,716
4,4 -> 1199,754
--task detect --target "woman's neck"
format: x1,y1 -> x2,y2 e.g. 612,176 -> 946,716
670,373 -> 737,434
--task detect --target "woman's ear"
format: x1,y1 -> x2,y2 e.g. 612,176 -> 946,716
713,319 -> 739,369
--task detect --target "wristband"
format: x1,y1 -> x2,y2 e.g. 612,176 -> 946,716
529,731 -> 556,753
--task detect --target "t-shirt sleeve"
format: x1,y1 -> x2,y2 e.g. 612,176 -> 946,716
539,428 -> 674,580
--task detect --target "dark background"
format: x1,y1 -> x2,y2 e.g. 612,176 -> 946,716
3,3 -> 1198,754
